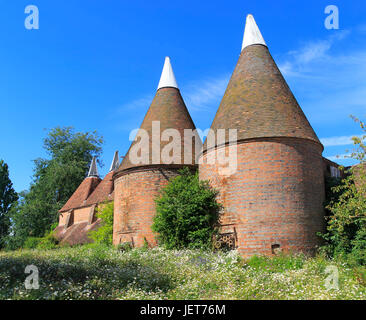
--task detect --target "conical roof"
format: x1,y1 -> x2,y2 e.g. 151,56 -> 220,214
59,177 -> 101,212
86,153 -> 119,205
85,171 -> 114,205
204,14 -> 321,151
116,57 -> 199,174
59,158 -> 101,212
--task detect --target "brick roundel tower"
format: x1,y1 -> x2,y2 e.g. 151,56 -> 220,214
113,57 -> 200,247
199,15 -> 325,257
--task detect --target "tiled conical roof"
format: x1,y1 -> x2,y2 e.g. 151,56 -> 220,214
116,57 -> 199,174
59,158 -> 101,212
85,171 -> 114,205
204,14 -> 321,151
59,176 -> 101,212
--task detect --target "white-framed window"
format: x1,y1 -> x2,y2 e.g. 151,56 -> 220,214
330,166 -> 341,178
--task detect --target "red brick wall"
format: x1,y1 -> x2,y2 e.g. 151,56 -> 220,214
113,168 -> 180,247
73,207 -> 93,224
59,211 -> 70,226
199,138 -> 325,257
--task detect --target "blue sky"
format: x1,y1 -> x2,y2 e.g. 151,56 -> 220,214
0,0 -> 365,192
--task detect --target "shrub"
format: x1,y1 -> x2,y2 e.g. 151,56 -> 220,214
23,237 -> 42,249
321,165 -> 366,263
152,168 -> 222,250
320,116 -> 366,265
117,242 -> 132,252
350,229 -> 366,266
37,233 -> 58,250
88,201 -> 114,245
23,224 -> 59,250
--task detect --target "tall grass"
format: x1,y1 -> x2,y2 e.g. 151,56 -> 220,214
0,246 -> 365,300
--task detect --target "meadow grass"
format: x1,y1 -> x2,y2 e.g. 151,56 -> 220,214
0,245 -> 365,300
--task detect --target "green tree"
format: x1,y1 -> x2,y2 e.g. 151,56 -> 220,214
152,168 -> 222,249
6,127 -> 103,249
0,160 -> 18,248
322,116 -> 366,265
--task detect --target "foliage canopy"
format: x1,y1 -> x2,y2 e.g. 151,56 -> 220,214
0,160 -> 18,248
6,127 -> 103,249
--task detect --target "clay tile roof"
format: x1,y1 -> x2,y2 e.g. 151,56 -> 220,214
204,15 -> 321,151
85,171 -> 114,206
54,220 -> 101,245
116,58 -> 199,174
59,176 -> 101,212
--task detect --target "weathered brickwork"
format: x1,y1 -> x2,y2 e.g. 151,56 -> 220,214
72,207 -> 93,224
113,167 -> 181,247
113,83 -> 200,248
199,138 -> 325,257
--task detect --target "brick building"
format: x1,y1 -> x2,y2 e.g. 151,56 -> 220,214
112,57 -> 200,247
55,152 -> 119,245
58,14 -> 343,256
199,15 -> 326,257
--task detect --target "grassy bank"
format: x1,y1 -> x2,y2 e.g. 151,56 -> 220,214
0,245 -> 365,300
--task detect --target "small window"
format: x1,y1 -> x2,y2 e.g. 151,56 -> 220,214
330,166 -> 341,178
271,244 -> 281,254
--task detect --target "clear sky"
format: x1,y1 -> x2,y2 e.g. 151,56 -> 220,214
0,0 -> 365,192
